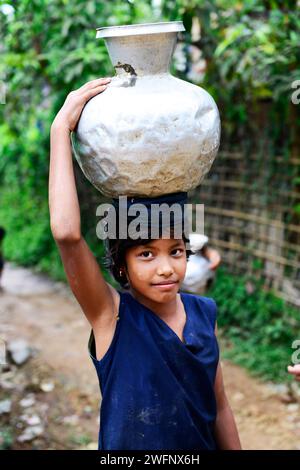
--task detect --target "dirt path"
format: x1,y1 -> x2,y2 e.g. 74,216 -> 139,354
0,262 -> 299,450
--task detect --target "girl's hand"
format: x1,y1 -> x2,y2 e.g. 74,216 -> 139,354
52,77 -> 111,132
287,364 -> 300,381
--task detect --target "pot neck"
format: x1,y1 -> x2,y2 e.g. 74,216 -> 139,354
104,32 -> 178,77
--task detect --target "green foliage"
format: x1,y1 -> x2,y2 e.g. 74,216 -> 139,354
0,427 -> 13,450
69,432 -> 93,447
160,0 -> 300,149
208,265 -> 300,382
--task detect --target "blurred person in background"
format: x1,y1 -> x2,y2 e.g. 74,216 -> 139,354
181,233 -> 221,295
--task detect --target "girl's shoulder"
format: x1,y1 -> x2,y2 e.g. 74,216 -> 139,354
181,291 -> 218,330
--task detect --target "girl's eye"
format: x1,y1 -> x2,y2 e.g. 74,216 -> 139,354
172,248 -> 184,256
139,251 -> 153,258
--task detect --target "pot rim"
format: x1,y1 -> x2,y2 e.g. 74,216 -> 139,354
96,21 -> 185,39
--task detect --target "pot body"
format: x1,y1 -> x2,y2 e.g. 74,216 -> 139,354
72,22 -> 221,198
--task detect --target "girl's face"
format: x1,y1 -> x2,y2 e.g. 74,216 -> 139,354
124,237 -> 187,301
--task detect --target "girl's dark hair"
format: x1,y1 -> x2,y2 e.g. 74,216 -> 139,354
101,226 -> 192,290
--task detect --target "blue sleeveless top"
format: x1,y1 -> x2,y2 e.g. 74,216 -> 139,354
88,290 -> 219,450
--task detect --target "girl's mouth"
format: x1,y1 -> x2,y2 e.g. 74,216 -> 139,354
151,281 -> 178,289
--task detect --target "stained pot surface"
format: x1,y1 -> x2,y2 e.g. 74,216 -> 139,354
72,73 -> 220,198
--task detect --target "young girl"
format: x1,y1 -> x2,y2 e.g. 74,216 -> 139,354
49,77 -> 241,451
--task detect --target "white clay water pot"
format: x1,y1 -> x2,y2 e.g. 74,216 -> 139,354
71,21 -> 221,198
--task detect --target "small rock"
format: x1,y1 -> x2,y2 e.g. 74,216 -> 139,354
40,381 -> 55,393
8,339 -> 31,366
19,413 -> 41,426
17,425 -> 44,442
27,415 -> 41,426
20,394 -> 36,408
0,399 -> 12,415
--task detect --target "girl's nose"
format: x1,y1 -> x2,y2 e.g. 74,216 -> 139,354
157,260 -> 174,276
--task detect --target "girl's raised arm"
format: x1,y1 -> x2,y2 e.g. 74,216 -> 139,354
48,78 -> 119,331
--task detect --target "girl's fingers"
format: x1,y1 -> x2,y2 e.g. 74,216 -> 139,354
79,77 -> 111,92
84,84 -> 109,99
287,365 -> 300,375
